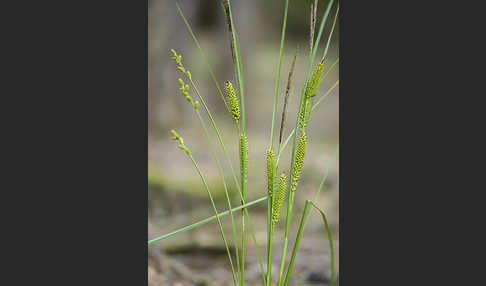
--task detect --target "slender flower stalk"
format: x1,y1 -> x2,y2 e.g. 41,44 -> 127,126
278,1 -> 335,284
221,3 -> 249,284
170,130 -> 238,286
267,0 -> 290,284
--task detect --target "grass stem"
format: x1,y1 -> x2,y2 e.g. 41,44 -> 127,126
196,109 -> 242,281
188,154 -> 238,286
148,196 -> 267,244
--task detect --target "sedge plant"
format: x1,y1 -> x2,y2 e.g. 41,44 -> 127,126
149,0 -> 340,285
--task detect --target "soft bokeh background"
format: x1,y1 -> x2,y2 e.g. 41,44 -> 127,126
148,0 -> 339,285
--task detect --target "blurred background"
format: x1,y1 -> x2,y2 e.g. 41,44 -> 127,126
148,0 -> 339,285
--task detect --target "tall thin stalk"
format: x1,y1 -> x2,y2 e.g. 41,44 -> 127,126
282,201 -> 335,286
188,155 -> 238,286
267,0 -> 290,284
169,132 -> 238,286
148,196 -> 268,244
277,1 -> 335,284
222,1 -> 248,284
196,109 -> 242,281
269,0 -> 290,149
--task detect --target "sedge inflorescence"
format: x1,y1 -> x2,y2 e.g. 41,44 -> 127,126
266,149 -> 275,195
171,129 -> 191,156
272,173 -> 287,226
171,49 -> 198,109
291,132 -> 307,192
239,134 -> 248,182
225,81 -> 240,123
300,60 -> 325,129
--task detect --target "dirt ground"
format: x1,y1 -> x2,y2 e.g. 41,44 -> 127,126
148,167 -> 339,286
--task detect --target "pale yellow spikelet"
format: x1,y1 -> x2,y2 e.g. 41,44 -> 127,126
225,81 -> 240,122
170,49 -> 182,66
171,129 -> 191,156
171,49 -> 191,79
178,144 -> 191,155
177,78 -> 193,102
266,149 -> 275,195
272,173 -> 287,226
170,129 -> 183,145
291,132 -> 307,192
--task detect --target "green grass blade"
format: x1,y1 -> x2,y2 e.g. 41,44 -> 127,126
317,58 -> 339,87
148,196 -> 267,244
269,0 -> 290,149
321,4 -> 339,61
283,200 -> 335,286
309,201 -> 335,284
313,144 -> 339,201
187,154 -> 238,286
282,200 -> 311,286
277,190 -> 294,286
244,206 -> 267,285
312,79 -> 339,112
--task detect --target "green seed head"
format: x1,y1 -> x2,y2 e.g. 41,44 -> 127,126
170,49 -> 182,66
272,173 -> 287,226
299,98 -> 311,129
171,130 -> 191,156
170,129 -> 183,145
305,60 -> 324,98
178,80 -> 190,96
178,144 -> 191,155
291,132 -> 307,192
266,149 -> 275,195
225,81 -> 240,122
193,101 -> 199,110
239,134 -> 248,181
